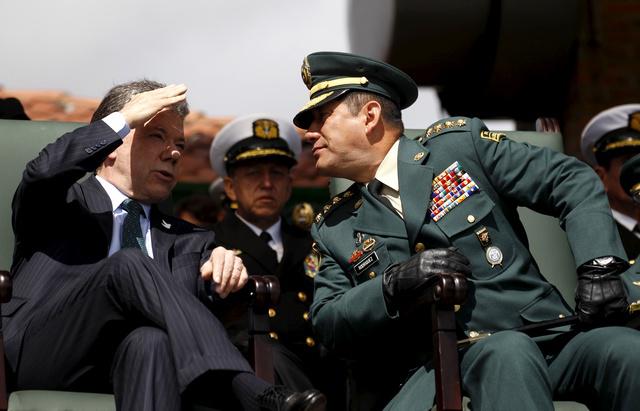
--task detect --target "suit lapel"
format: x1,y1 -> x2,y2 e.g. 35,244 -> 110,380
150,207 -> 176,273
398,137 -> 434,245
279,222 -> 309,276
227,214 -> 279,275
80,175 -> 115,254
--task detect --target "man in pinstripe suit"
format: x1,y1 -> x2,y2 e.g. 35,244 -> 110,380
3,80 -> 325,411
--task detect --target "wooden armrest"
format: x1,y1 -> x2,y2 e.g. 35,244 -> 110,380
0,270 -> 11,305
430,273 -> 468,411
535,117 -> 561,133
245,275 -> 280,383
246,275 -> 280,315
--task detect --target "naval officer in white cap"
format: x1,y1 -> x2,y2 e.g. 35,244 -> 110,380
581,104 -> 640,259
209,114 -> 345,408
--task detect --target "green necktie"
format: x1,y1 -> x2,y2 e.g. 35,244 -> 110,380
121,199 -> 148,256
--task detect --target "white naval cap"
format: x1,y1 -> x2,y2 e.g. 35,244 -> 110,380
580,104 -> 640,166
209,113 -> 302,177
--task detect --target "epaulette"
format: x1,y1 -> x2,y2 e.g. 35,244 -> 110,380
314,184 -> 360,227
419,117 -> 470,143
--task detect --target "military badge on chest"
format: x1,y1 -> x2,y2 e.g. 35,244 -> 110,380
349,233 -> 379,275
429,161 -> 479,222
475,226 -> 503,268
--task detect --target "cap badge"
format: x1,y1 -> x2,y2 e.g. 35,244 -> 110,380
301,57 -> 312,89
630,111 -> 640,133
253,119 -> 279,139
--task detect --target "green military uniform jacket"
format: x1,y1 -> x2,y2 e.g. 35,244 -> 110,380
309,117 -> 625,409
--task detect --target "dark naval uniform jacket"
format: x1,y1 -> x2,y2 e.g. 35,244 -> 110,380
213,212 -> 318,359
309,117 -> 625,409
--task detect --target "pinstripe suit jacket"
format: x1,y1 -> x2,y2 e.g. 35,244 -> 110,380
2,121 -> 216,370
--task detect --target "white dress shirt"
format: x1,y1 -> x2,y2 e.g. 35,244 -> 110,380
235,213 -> 284,262
611,209 -> 640,239
371,139 -> 404,218
96,176 -> 154,258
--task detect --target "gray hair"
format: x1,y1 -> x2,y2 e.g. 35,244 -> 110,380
91,79 -> 189,123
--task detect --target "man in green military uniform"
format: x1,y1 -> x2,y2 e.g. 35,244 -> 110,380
209,114 -> 345,409
294,51 -> 640,411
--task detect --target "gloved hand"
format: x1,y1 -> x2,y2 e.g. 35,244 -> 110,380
575,256 -> 629,328
382,247 -> 471,315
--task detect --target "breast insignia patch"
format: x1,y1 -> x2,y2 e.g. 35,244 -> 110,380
480,130 -> 506,143
429,161 -> 479,222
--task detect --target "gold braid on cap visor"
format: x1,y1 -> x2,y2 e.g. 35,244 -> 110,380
594,140 -> 640,153
309,77 -> 369,96
233,148 -> 293,161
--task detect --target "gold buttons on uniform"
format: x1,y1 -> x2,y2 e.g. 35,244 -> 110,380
467,215 -> 476,223
630,259 -> 636,265
368,271 -> 376,279
558,314 -> 565,318
468,330 -> 480,338
268,308 -> 277,318
454,304 -> 461,312
633,281 -> 640,287
269,332 -> 279,340
297,291 -> 308,302
303,312 -> 310,321
414,242 -> 425,253
305,337 -> 316,347
414,152 -> 425,161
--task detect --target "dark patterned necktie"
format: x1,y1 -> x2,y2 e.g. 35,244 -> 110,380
259,231 -> 273,244
121,199 -> 148,256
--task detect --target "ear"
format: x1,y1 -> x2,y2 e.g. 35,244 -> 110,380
223,176 -> 238,201
362,100 -> 382,132
593,165 -> 609,191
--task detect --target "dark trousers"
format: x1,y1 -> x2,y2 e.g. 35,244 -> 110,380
459,327 -> 640,411
14,249 -> 254,411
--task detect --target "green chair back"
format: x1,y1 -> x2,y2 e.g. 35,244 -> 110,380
0,119 -> 85,270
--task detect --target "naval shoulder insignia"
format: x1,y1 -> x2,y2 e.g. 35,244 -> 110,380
480,130 -> 506,143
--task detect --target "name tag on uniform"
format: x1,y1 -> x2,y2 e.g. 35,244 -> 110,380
354,251 -> 379,275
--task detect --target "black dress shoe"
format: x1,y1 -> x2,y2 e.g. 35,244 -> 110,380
258,386 -> 326,411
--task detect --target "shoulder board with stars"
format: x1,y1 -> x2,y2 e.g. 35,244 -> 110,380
419,117 -> 470,143
479,130 -> 507,143
314,184 -> 360,227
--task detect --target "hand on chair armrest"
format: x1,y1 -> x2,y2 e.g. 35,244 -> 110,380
382,247 -> 470,315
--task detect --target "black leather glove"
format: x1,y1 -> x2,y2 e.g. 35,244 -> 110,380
575,256 -> 629,328
382,247 -> 471,315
